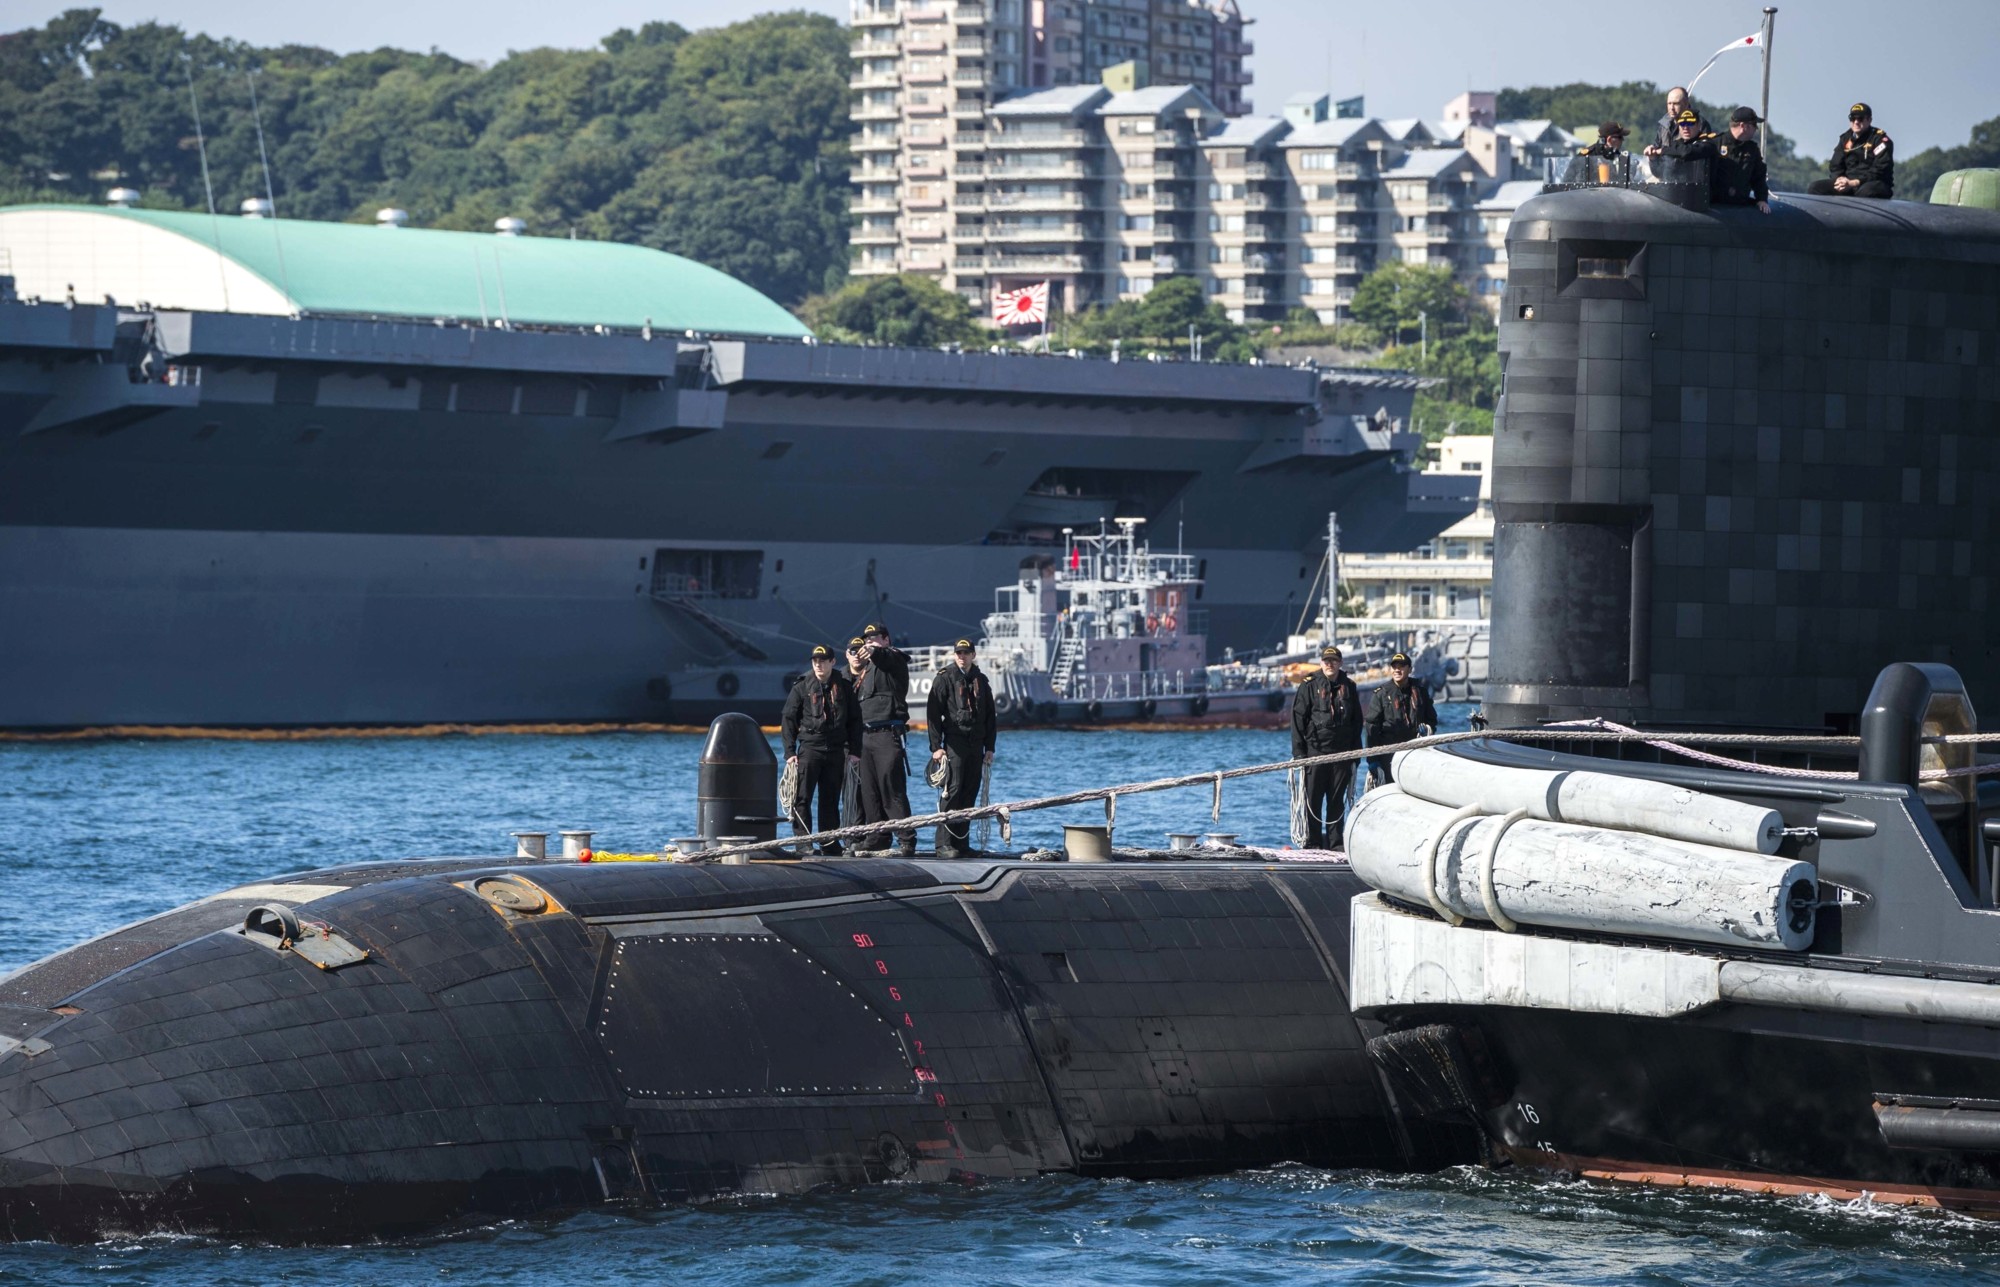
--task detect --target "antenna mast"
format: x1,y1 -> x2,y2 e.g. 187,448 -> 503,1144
182,53 -> 230,310
245,69 -> 295,311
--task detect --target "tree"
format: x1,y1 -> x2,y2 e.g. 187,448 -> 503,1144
0,8 -> 852,305
796,274 -> 982,348
1899,115 -> 2000,203
1065,276 -> 1255,360
1348,262 -> 1468,347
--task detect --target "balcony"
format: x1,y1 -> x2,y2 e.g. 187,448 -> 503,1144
951,69 -> 987,85
1334,255 -> 1360,273
987,128 -> 1093,148
1152,256 -> 1178,273
1152,191 -> 1187,210
1245,191 -> 1287,211
1242,286 -> 1270,304
989,160 -> 1095,180
852,102 -> 899,122
987,253 -> 1091,272
1427,223 -> 1455,241
987,191 -> 1090,211
952,162 -> 985,177
853,135 -> 901,153
850,71 -> 900,91
1244,254 -> 1285,273
1336,225 -> 1362,242
950,101 -> 985,119
1427,194 -> 1464,211
1334,194 -> 1362,211
1244,222 -> 1282,242
952,38 -> 986,54
953,256 -> 989,270
907,100 -> 946,117
1242,161 -> 1275,181
907,3 -> 947,20
1152,161 -> 1194,180
953,4 -> 988,23
849,196 -> 899,215
1152,131 -> 1197,151
986,222 -> 1093,243
854,8 -> 899,27
1335,161 -> 1365,180
903,35 -> 947,54
905,68 -> 947,85
850,228 -> 900,245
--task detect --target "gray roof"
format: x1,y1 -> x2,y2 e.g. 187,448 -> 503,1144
1096,85 -> 1216,118
1380,147 -> 1475,179
1495,119 -> 1560,144
1204,115 -> 1289,147
1476,179 -> 1546,211
1379,118 -> 1435,142
1431,119 -> 1467,141
991,85 -> 1110,118
1278,117 -> 1381,149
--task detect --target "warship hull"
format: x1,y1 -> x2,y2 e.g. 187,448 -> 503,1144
0,307 -> 1473,729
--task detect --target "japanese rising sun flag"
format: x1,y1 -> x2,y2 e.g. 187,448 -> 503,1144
1686,31 -> 1763,95
992,281 -> 1050,326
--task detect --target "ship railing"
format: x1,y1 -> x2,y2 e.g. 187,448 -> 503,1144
1070,668 -> 1199,701
648,572 -> 758,600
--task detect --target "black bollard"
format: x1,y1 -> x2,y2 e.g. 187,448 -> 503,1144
698,713 -> 779,842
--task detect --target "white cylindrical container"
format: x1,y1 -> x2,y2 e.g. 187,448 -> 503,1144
1391,746 -> 1785,853
1347,787 -> 1816,951
559,830 -> 594,860
511,831 -> 548,859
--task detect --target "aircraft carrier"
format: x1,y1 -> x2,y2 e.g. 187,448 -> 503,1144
0,204 -> 1473,730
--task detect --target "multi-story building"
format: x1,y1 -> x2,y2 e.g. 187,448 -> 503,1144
849,15 -> 1565,320
1341,433 -> 1493,625
848,0 -> 1250,286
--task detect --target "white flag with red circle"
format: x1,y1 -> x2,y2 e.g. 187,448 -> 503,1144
1686,31 -> 1763,95
992,281 -> 1049,327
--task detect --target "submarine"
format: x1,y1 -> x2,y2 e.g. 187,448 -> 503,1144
0,721 -> 1471,1241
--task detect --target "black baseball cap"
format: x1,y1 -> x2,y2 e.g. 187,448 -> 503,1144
1320,644 -> 1342,659
1674,108 -> 1700,125
862,622 -> 888,637
1849,102 -> 1872,119
846,636 -> 865,651
810,644 -> 832,660
1730,106 -> 1761,125
954,638 -> 975,652
1389,651 -> 1412,666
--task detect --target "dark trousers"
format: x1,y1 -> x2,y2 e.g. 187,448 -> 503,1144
1301,756 -> 1356,850
935,736 -> 985,855
1806,178 -> 1891,198
857,726 -> 914,853
789,745 -> 847,855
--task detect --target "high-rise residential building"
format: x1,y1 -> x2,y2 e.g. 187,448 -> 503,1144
848,0 -> 1250,290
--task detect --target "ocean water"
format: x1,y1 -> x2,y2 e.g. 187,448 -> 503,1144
2,708 -> 1997,1283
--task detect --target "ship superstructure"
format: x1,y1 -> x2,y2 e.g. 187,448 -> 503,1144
0,204 -> 1475,728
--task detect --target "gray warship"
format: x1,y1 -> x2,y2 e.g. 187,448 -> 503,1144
0,203 -> 1471,730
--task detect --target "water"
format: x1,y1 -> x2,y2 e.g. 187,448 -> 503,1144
2,707 -> 1995,1283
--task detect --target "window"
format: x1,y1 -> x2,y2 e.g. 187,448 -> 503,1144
1207,276 -> 1226,294
1313,214 -> 1340,232
1220,245 -> 1242,263
1299,151 -> 1337,170
1402,246 -> 1428,264
1222,213 -> 1244,231
1207,246 -> 1221,262
1307,278 -> 1337,295
1411,585 -> 1434,617
1120,213 -> 1154,230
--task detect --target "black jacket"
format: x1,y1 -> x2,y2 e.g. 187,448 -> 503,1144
1291,670 -> 1363,756
1827,125 -> 1893,191
1660,131 -> 1720,164
1366,679 -> 1437,748
854,643 -> 911,725
781,671 -> 861,758
927,663 -> 997,753
1580,140 -> 1625,159
1711,134 -> 1769,204
1654,110 -> 1713,151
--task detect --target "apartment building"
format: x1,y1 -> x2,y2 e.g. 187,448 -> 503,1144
1341,433 -> 1494,625
850,4 -> 1570,318
850,0 -> 1250,287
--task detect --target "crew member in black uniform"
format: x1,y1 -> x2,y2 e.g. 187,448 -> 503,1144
1712,106 -> 1772,212
850,621 -> 916,855
781,644 -> 862,855
1365,651 -> 1437,784
1646,108 -> 1718,169
1806,103 -> 1893,199
926,638 -> 997,858
1290,644 -> 1363,850
1651,86 -> 1709,152
1580,121 -> 1628,158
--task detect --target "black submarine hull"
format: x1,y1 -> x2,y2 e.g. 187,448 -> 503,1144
1386,1002 -> 2000,1214
0,856 -> 1471,1242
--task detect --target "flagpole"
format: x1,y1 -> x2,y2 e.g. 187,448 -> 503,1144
1759,8 -> 1776,152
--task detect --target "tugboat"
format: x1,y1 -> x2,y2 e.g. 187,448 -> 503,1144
910,516 -> 1448,728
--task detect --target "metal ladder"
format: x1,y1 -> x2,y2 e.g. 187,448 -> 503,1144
1051,632 -> 1085,698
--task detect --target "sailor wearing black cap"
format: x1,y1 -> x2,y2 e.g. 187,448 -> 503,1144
781,644 -> 862,854
1580,121 -> 1628,159
1712,107 -> 1772,212
1646,108 -> 1719,169
1290,645 -> 1362,850
1807,103 -> 1893,199
851,621 -> 916,854
1364,650 -> 1437,784
926,638 -> 997,857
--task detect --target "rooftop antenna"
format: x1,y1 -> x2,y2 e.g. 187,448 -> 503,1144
244,69 -> 296,313
181,53 -> 231,311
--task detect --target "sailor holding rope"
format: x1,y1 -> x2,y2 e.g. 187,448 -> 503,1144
781,644 -> 862,855
927,638 -> 997,858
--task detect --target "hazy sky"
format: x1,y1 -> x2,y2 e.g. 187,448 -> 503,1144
54,0 -> 1998,156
